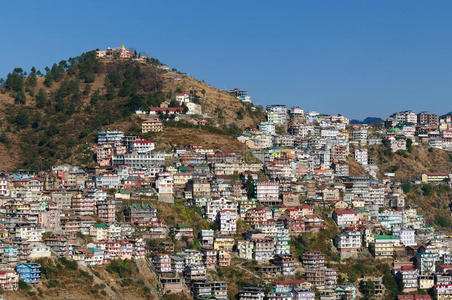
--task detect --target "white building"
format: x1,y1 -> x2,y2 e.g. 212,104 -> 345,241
258,122 -> 276,135
256,182 -> 280,205
130,140 -> 155,153
355,149 -> 368,166
334,230 -> 362,258
267,105 -> 287,124
396,229 -> 416,247
175,93 -> 190,104
218,209 -> 237,234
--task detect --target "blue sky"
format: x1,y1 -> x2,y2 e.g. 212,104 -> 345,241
1,0 -> 451,119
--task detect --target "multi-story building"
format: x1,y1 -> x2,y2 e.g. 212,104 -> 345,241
153,253 -> 172,273
71,195 -> 95,216
256,182 -> 280,205
333,208 -> 360,227
372,235 -> 399,259
267,105 -> 287,124
97,130 -> 124,144
0,270 -> 19,291
218,209 -> 237,234
418,113 -> 439,128
354,149 -> 368,166
141,119 -> 163,133
15,263 -> 41,284
334,230 -> 362,258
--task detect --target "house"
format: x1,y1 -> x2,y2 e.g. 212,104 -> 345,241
124,203 -> 157,224
142,119 -> 163,133
396,266 -> 418,292
253,237 -> 274,262
218,250 -> 231,267
192,281 -> 228,300
0,270 -> 19,291
421,173 -> 450,184
334,229 -> 362,259
256,182 -> 280,205
153,253 -> 172,273
237,240 -> 254,260
333,208 -> 360,227
214,237 -> 234,251
218,209 -> 237,234
130,140 -> 155,153
372,235 -> 400,259
199,229 -> 215,249
175,93 -> 190,104
239,287 -> 265,300
15,263 -> 41,284
171,224 -> 194,241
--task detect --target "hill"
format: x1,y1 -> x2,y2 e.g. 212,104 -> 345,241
0,51 -> 265,171
349,117 -> 384,125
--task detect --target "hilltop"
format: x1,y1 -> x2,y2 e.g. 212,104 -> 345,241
0,51 -> 265,171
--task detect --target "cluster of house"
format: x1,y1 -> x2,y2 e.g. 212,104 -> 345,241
384,111 -> 452,151
135,91 -> 204,120
0,103 -> 451,299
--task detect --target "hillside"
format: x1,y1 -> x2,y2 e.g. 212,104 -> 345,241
0,51 -> 265,171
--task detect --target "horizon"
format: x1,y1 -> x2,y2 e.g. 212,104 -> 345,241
1,1 -> 452,119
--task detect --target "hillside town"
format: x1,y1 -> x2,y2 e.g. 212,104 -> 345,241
0,90 -> 450,300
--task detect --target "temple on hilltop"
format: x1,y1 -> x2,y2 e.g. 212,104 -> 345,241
96,44 -> 134,59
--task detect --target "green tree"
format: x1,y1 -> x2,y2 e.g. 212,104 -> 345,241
107,70 -> 122,88
421,184 -> 433,196
245,174 -> 255,199
406,138 -> 413,152
14,110 -> 29,128
36,88 -> 47,108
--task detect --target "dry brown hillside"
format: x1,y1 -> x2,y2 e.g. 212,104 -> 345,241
160,71 -> 265,128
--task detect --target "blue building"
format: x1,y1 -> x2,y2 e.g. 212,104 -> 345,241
15,263 -> 41,284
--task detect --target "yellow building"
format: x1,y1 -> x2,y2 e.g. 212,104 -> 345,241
142,120 -> 163,133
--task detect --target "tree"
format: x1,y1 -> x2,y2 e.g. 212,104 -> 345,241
25,67 -> 37,92
14,110 -> 29,128
5,68 -> 25,92
91,90 -> 100,105
406,138 -> 413,152
14,89 -> 26,104
421,184 -> 433,196
106,70 -> 122,88
245,174 -> 255,199
36,88 -> 47,108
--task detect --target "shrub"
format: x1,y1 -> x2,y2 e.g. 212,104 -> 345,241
59,257 -> 78,270
421,184 -> 433,196
18,279 -> 31,291
435,215 -> 451,228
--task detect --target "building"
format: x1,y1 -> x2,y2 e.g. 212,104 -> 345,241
141,119 -> 163,133
267,105 -> 287,124
130,140 -> 155,153
15,263 -> 41,284
0,270 -> 19,291
355,149 -> 368,166
256,182 -> 280,205
97,130 -> 124,144
218,209 -> 237,234
334,230 -> 362,259
333,209 -> 360,227
421,173 -> 450,184
372,235 -> 399,259
418,113 -> 439,128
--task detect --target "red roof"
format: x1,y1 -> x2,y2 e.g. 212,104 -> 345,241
274,279 -> 306,285
150,107 -> 183,112
425,172 -> 449,176
334,208 -> 358,214
132,140 -> 154,144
